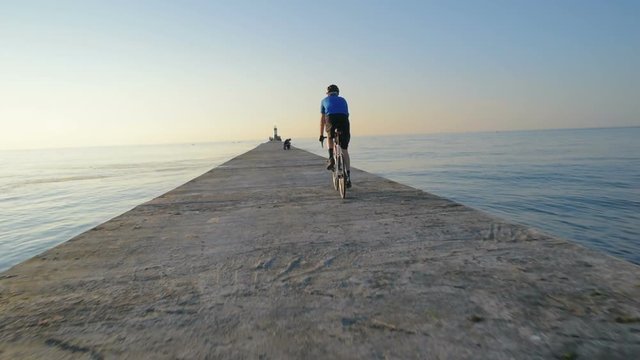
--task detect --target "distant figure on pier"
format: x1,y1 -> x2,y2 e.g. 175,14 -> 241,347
283,139 -> 291,150
320,84 -> 351,188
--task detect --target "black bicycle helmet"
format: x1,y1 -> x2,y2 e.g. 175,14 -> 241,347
327,84 -> 339,93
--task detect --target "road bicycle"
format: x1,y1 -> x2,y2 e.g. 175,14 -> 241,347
322,132 -> 348,199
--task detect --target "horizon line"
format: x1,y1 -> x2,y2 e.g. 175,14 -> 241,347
2,125 -> 638,152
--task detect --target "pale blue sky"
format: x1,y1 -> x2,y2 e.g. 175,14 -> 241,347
1,0 -> 638,149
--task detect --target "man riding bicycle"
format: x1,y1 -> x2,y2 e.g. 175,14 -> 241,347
320,84 -> 351,188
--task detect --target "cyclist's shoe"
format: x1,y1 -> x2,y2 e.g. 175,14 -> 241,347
346,176 -> 352,188
326,158 -> 335,171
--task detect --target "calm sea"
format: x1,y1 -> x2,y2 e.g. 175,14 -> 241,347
0,141 -> 257,272
1,128 -> 638,272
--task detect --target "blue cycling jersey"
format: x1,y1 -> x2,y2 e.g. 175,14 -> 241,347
320,94 -> 349,115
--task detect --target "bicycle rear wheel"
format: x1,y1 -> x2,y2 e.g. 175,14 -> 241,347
337,155 -> 347,199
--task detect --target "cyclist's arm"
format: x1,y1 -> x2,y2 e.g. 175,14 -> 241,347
320,114 -> 326,136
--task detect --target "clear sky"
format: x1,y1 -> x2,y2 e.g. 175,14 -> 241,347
1,0 -> 639,150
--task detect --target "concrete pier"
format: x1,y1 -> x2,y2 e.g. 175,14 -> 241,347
1,142 -> 639,359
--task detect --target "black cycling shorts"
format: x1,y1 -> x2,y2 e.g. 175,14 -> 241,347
325,113 -> 351,149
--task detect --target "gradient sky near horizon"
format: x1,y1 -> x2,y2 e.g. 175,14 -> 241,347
1,0 -> 639,150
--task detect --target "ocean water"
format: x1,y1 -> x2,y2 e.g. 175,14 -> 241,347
0,141 -> 256,272
297,127 -> 640,265
1,128 -> 638,272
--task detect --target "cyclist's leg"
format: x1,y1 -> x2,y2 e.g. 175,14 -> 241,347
325,119 -> 337,170
325,119 -> 335,169
325,120 -> 334,155
340,117 -> 351,173
333,115 -> 351,187
343,149 -> 350,172
341,146 -> 351,187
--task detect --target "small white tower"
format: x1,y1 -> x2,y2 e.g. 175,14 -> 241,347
270,125 -> 282,141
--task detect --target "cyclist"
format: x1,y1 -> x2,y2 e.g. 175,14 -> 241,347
319,84 -> 351,188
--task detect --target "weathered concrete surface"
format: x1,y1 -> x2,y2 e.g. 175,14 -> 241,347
1,142 -> 639,359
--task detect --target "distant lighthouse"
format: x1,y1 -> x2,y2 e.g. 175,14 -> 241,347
269,125 -> 282,141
